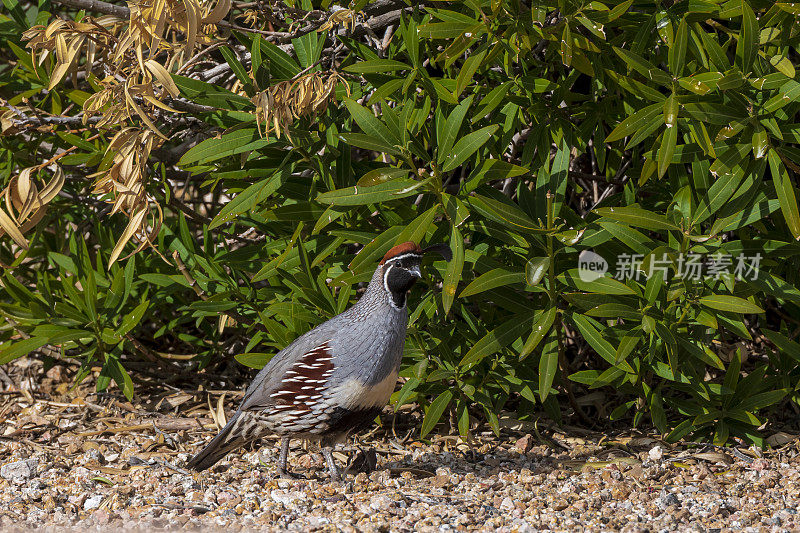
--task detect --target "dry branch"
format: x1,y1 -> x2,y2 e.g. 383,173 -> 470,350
47,0 -> 418,41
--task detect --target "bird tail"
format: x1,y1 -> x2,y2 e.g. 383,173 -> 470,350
186,412 -> 246,471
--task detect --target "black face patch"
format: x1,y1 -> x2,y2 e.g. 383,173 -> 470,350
385,264 -> 418,295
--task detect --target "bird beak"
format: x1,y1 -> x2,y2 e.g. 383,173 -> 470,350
409,265 -> 422,279
422,243 -> 453,262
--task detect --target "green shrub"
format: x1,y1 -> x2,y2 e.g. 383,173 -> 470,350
1,0 -> 799,445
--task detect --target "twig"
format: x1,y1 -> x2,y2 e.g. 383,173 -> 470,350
165,98 -> 218,114
167,195 -> 261,245
32,132 -> 104,170
51,0 -> 130,19
47,0 -> 414,36
568,170 -> 625,186
175,42 -> 227,75
172,250 -> 208,301
289,56 -> 326,82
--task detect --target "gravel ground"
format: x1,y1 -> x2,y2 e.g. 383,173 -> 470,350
2,359 -> 800,532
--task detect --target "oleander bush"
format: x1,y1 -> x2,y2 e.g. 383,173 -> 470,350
1,0 -> 800,445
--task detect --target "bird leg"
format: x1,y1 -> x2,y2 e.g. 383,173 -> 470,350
276,436 -> 304,479
321,446 -> 342,481
345,445 -> 378,475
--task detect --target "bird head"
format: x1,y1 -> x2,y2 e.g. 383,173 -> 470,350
379,241 -> 452,308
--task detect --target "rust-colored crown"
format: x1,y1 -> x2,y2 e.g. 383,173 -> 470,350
380,241 -> 422,264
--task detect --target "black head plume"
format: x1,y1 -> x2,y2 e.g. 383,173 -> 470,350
422,243 -> 453,262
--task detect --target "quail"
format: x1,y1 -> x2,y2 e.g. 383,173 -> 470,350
187,241 -> 452,479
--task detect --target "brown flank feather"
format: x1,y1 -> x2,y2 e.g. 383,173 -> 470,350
380,242 -> 422,264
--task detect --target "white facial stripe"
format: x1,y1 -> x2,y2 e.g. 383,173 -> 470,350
383,263 -> 393,293
383,252 -> 422,265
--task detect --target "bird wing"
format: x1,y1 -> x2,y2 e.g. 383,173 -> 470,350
238,319 -> 341,412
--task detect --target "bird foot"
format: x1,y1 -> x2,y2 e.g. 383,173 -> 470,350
321,447 -> 343,482
345,446 -> 378,475
277,468 -> 306,480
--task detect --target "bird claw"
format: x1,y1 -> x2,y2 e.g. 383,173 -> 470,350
328,468 -> 342,482
344,446 -> 378,475
277,468 -> 306,480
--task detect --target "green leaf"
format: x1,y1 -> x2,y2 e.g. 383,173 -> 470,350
393,377 -> 421,408
613,47 -> 671,86
438,95 -> 474,163
118,300 -> 149,336
658,125 -> 678,178
442,226 -> 464,314
420,389 -> 454,438
235,352 -> 273,369
2,0 -> 27,27
344,99 -> 401,148
560,270 -> 637,295
337,133 -> 401,155
347,226 -> 405,275
357,167 -> 411,187
343,59 -> 412,73
219,46 -> 254,95
605,103 -> 662,144
763,329 -> 800,363
455,49 -> 486,97
258,39 -> 301,79
0,337 -> 51,365
550,139 -> 570,216
699,295 -> 764,314
466,194 -> 542,233
418,21 -> 482,39
571,313 -> 617,365
209,165 -> 290,229
594,206 -> 680,231
179,129 -> 263,167
472,82 -> 511,122
520,306 -> 557,360
768,149 -> 800,240
736,389 -> 789,412
525,257 -> 549,286
538,338 -> 559,402
316,178 -> 423,206
172,74 -> 252,109
669,18 -> 688,77
459,268 -> 525,298
615,333 -> 641,365
107,358 -> 134,401
697,24 -> 730,70
442,125 -> 498,172
461,314 -> 534,368
586,303 -> 641,320
737,0 -> 758,73
463,160 -> 528,192
650,390 -> 667,433
395,205 -> 439,245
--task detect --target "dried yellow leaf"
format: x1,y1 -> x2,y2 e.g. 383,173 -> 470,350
108,206 -> 147,267
144,59 -> 180,97
0,208 -> 28,249
202,0 -> 231,24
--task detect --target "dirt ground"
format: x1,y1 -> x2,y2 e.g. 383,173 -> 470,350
1,357 -> 799,532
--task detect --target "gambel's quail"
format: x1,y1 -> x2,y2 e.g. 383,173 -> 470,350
187,241 -> 452,479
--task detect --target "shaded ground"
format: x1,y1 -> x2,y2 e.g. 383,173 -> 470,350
1,357 -> 799,532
